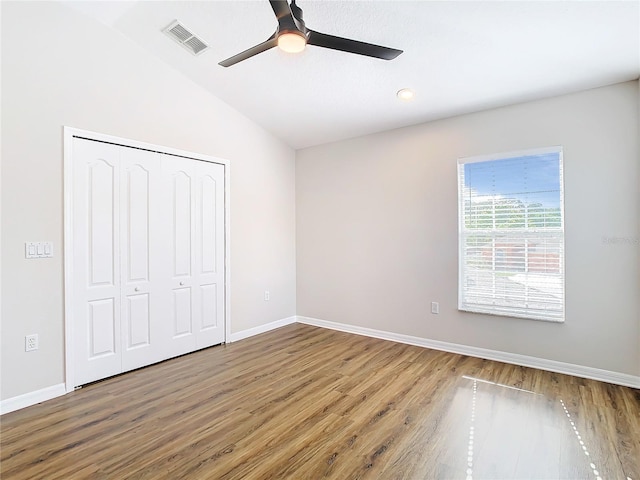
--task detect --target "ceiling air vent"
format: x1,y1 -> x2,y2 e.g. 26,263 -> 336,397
163,20 -> 209,56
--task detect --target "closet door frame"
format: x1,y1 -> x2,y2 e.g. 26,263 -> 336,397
63,127 -> 230,393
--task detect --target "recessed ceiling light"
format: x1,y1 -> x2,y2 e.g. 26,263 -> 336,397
397,88 -> 415,101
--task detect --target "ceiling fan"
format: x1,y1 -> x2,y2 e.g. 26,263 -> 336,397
219,0 -> 403,67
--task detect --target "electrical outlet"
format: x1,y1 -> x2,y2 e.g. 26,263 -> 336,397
431,302 -> 439,314
25,334 -> 39,352
264,290 -> 270,301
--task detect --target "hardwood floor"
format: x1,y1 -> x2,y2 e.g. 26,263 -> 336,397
1,323 -> 639,479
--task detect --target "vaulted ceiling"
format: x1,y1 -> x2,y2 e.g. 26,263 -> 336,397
66,1 -> 640,149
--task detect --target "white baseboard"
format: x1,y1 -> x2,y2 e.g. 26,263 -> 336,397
1,383 -> 67,415
1,316 -> 297,414
228,316 -> 297,343
4,315 -> 636,414
296,316 -> 640,389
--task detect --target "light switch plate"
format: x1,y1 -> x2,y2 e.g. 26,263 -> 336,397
25,242 -> 53,258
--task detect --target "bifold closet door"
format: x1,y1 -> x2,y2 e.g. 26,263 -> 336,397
73,139 -> 166,385
119,147 -> 166,372
73,139 -> 123,385
193,159 -> 225,349
162,155 -> 225,357
73,138 -> 225,386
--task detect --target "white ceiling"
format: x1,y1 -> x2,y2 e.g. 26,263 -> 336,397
66,1 -> 640,149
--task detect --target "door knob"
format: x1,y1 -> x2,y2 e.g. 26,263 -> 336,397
179,281 -> 185,286
134,287 -> 140,292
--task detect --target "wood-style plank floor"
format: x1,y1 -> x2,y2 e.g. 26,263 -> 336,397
1,323 -> 639,479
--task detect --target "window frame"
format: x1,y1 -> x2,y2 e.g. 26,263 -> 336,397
457,146 -> 565,323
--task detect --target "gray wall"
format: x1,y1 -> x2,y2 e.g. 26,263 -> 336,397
1,1 -> 296,400
296,81 -> 639,376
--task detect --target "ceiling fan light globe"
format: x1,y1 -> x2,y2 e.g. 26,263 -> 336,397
277,31 -> 307,53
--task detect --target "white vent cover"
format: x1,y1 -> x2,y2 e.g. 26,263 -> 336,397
163,20 -> 209,56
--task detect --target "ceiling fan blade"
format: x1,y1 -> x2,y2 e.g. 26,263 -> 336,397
219,35 -> 278,67
270,0 -> 303,33
269,0 -> 293,20
307,30 -> 403,60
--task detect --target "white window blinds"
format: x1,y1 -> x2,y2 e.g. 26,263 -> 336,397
457,147 -> 564,322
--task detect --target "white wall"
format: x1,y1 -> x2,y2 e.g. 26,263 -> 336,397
2,2 -> 637,406
297,81 -> 639,377
1,1 -> 296,400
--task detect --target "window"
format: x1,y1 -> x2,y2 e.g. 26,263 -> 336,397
457,147 -> 564,322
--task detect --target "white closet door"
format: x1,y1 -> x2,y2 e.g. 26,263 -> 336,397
162,155 -> 198,357
72,136 -> 226,386
194,160 -> 225,348
73,138 -> 122,385
162,155 -> 225,356
120,148 -> 165,371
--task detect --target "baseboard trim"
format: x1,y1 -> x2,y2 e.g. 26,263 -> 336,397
1,316 -> 297,414
296,316 -> 640,389
4,315 -> 636,414
228,316 -> 297,343
1,383 -> 67,415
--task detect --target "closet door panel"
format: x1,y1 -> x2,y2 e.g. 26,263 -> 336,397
172,172 -> 192,278
200,284 -> 217,330
121,148 -> 164,371
88,298 -> 117,358
172,287 -> 193,337
125,164 -> 150,283
89,160 -> 116,286
163,156 -> 197,356
126,294 -> 150,348
73,138 -> 122,385
195,161 -> 225,348
200,174 -> 217,274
